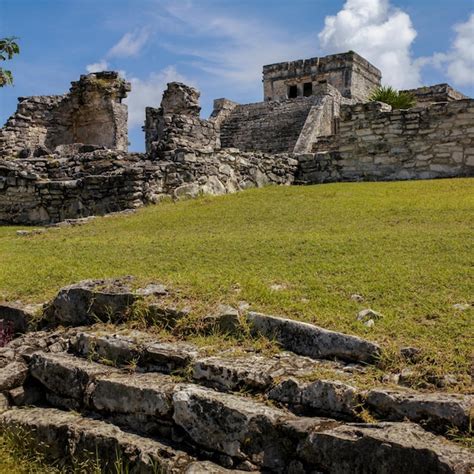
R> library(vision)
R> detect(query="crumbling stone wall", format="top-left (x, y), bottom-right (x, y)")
top-left (401, 83), bottom-right (468, 107)
top-left (299, 99), bottom-right (474, 182)
top-left (263, 51), bottom-right (381, 103)
top-left (144, 82), bottom-right (218, 156)
top-left (0, 148), bottom-right (298, 225)
top-left (0, 72), bottom-right (130, 159)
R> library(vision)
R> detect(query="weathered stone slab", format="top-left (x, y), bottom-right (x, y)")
top-left (0, 302), bottom-right (42, 334)
top-left (72, 331), bottom-right (144, 365)
top-left (192, 351), bottom-right (332, 391)
top-left (246, 312), bottom-right (381, 363)
top-left (0, 407), bottom-right (235, 473)
top-left (143, 341), bottom-right (199, 373)
top-left (29, 352), bottom-right (114, 402)
top-left (44, 278), bottom-right (137, 326)
top-left (173, 385), bottom-right (297, 470)
top-left (295, 420), bottom-right (474, 474)
top-left (90, 372), bottom-right (180, 419)
top-left (365, 388), bottom-right (473, 432)
top-left (193, 354), bottom-right (275, 391)
top-left (71, 330), bottom-right (199, 374)
top-left (268, 377), bottom-right (361, 418)
top-left (0, 360), bottom-right (28, 391)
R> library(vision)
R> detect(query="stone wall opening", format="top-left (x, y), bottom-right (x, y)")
top-left (288, 85), bottom-right (298, 99)
top-left (303, 82), bottom-right (313, 97)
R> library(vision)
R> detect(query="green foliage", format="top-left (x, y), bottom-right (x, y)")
top-left (0, 180), bottom-right (473, 389)
top-left (0, 36), bottom-right (20, 87)
top-left (369, 85), bottom-right (416, 109)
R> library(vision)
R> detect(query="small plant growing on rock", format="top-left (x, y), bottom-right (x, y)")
top-left (369, 85), bottom-right (416, 109)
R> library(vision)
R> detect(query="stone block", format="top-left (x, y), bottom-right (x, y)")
top-left (246, 312), bottom-right (381, 364)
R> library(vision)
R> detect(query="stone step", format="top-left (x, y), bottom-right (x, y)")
top-left (16, 329), bottom-right (473, 436)
top-left (29, 278), bottom-right (384, 367)
top-left (176, 386), bottom-right (473, 473)
top-left (71, 330), bottom-right (200, 374)
top-left (70, 329), bottom-right (353, 388)
top-left (268, 378), bottom-right (473, 433)
top-left (21, 351), bottom-right (474, 472)
top-left (0, 407), bottom-right (241, 473)
top-left (246, 311), bottom-right (381, 363)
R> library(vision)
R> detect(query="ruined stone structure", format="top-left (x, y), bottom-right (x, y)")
top-left (262, 51), bottom-right (381, 102)
top-left (0, 71), bottom-right (130, 159)
top-left (0, 51), bottom-right (473, 225)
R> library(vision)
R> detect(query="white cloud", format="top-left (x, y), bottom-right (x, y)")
top-left (318, 0), bottom-right (421, 89)
top-left (124, 66), bottom-right (191, 128)
top-left (108, 29), bottom-right (151, 58)
top-left (427, 14), bottom-right (474, 87)
top-left (86, 59), bottom-right (109, 73)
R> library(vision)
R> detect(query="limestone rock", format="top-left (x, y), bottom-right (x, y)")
top-left (0, 407), bottom-right (229, 473)
top-left (135, 283), bottom-right (168, 297)
top-left (192, 351), bottom-right (328, 392)
top-left (268, 378), bottom-right (361, 418)
top-left (296, 420), bottom-right (474, 474)
top-left (202, 305), bottom-right (241, 334)
top-left (173, 385), bottom-right (295, 469)
top-left (174, 183), bottom-right (200, 199)
top-left (452, 303), bottom-right (471, 311)
top-left (145, 302), bottom-right (190, 328)
top-left (90, 372), bottom-right (180, 419)
top-left (72, 331), bottom-right (143, 365)
top-left (357, 308), bottom-right (383, 322)
top-left (0, 360), bottom-right (28, 391)
top-left (0, 301), bottom-right (42, 334)
top-left (365, 388), bottom-right (473, 432)
top-left (144, 341), bottom-right (198, 373)
top-left (246, 312), bottom-right (381, 363)
top-left (44, 278), bottom-right (137, 326)
top-left (29, 352), bottom-right (114, 402)
top-left (8, 384), bottom-right (44, 407)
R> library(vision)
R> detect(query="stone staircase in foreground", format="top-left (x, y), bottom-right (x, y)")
top-left (0, 279), bottom-right (473, 473)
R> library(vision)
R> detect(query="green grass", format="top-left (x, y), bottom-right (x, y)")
top-left (0, 431), bottom-right (60, 474)
top-left (0, 179), bottom-right (473, 388)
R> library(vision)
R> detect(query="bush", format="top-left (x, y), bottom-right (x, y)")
top-left (369, 85), bottom-right (416, 109)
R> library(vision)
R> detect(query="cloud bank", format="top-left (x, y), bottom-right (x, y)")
top-left (319, 0), bottom-right (421, 89)
top-left (428, 14), bottom-right (474, 87)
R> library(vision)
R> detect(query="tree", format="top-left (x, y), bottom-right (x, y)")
top-left (0, 37), bottom-right (20, 87)
top-left (369, 85), bottom-right (416, 110)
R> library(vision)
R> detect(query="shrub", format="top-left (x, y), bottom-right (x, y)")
top-left (369, 85), bottom-right (416, 109)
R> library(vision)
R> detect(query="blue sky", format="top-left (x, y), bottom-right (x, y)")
top-left (1, 0), bottom-right (473, 151)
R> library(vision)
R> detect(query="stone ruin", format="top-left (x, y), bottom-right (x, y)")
top-left (0, 71), bottom-right (130, 158)
top-left (0, 278), bottom-right (472, 472)
top-left (0, 50), bottom-right (473, 225)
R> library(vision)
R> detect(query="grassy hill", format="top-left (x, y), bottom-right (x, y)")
top-left (0, 178), bottom-right (472, 390)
